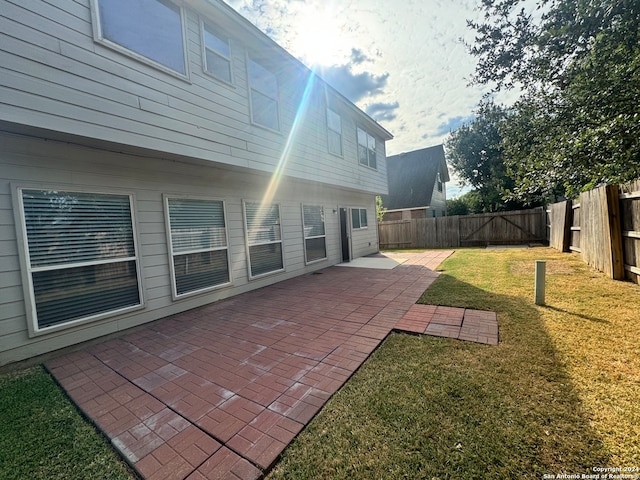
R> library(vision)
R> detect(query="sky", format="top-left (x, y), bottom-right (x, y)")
top-left (224, 0), bottom-right (521, 198)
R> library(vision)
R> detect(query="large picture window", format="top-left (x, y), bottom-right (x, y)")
top-left (302, 205), bottom-right (327, 263)
top-left (18, 189), bottom-right (142, 333)
top-left (93, 0), bottom-right (187, 75)
top-left (248, 57), bottom-right (280, 131)
top-left (202, 22), bottom-right (232, 83)
top-left (244, 202), bottom-right (284, 278)
top-left (166, 197), bottom-right (230, 298)
top-left (327, 108), bottom-right (343, 156)
top-left (357, 127), bottom-right (377, 169)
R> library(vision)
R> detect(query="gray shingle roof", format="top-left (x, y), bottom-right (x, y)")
top-left (381, 144), bottom-right (449, 210)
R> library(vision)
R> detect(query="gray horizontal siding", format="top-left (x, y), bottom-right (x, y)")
top-left (350, 201), bottom-right (380, 259)
top-left (0, 0), bottom-right (389, 194)
top-left (0, 132), bottom-right (378, 365)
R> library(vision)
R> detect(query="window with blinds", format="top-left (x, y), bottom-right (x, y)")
top-left (166, 197), bottom-right (230, 297)
top-left (302, 205), bottom-right (327, 263)
top-left (244, 202), bottom-right (284, 278)
top-left (19, 189), bottom-right (142, 332)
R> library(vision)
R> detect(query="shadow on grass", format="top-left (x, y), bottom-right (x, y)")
top-left (411, 273), bottom-right (611, 477)
top-left (269, 270), bottom-right (611, 479)
top-left (543, 305), bottom-right (610, 324)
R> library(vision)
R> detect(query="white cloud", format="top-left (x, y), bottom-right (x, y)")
top-left (365, 101), bottom-right (400, 122)
top-left (222, 0), bottom-right (517, 158)
top-left (318, 65), bottom-right (389, 103)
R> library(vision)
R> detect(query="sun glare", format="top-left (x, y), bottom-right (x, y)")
top-left (292, 5), bottom-right (346, 66)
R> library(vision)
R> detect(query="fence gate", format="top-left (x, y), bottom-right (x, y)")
top-left (378, 208), bottom-right (547, 249)
top-left (459, 211), bottom-right (545, 247)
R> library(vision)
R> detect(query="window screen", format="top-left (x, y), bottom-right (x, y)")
top-left (351, 208), bottom-right (368, 229)
top-left (302, 205), bottom-right (327, 263)
top-left (203, 23), bottom-right (231, 83)
top-left (20, 189), bottom-right (141, 330)
top-left (248, 58), bottom-right (279, 130)
top-left (357, 127), bottom-right (377, 169)
top-left (167, 198), bottom-right (230, 296)
top-left (327, 109), bottom-right (342, 156)
top-left (244, 202), bottom-right (284, 277)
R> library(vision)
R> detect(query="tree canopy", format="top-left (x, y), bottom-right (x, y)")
top-left (446, 101), bottom-right (541, 211)
top-left (463, 0), bottom-right (640, 202)
top-left (446, 190), bottom-right (484, 215)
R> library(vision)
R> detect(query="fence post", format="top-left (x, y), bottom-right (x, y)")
top-left (535, 260), bottom-right (546, 305)
top-left (606, 185), bottom-right (625, 280)
top-left (562, 200), bottom-right (572, 252)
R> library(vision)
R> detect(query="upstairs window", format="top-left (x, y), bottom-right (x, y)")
top-left (166, 197), bottom-right (230, 298)
top-left (437, 172), bottom-right (443, 192)
top-left (94, 0), bottom-right (187, 76)
top-left (302, 205), bottom-right (327, 263)
top-left (351, 208), bottom-right (368, 229)
top-left (248, 57), bottom-right (280, 131)
top-left (202, 23), bottom-right (232, 83)
top-left (244, 202), bottom-right (284, 278)
top-left (18, 189), bottom-right (142, 333)
top-left (357, 127), bottom-right (377, 169)
top-left (327, 108), bottom-right (343, 156)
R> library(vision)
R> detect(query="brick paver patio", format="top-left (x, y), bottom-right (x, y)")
top-left (46, 251), bottom-right (498, 480)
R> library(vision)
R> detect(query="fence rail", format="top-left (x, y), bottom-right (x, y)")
top-left (378, 208), bottom-right (548, 249)
top-left (547, 180), bottom-right (640, 283)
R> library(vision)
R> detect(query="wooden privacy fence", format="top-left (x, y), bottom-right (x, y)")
top-left (547, 180), bottom-right (640, 283)
top-left (378, 208), bottom-right (548, 249)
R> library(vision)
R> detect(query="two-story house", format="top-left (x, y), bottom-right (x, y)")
top-left (381, 145), bottom-right (449, 219)
top-left (0, 0), bottom-right (393, 366)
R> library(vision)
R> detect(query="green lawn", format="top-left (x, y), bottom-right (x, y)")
top-left (0, 366), bottom-right (135, 480)
top-left (268, 247), bottom-right (640, 479)
top-left (2, 248), bottom-right (638, 479)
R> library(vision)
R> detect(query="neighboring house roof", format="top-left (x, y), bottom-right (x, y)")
top-left (381, 144), bottom-right (450, 210)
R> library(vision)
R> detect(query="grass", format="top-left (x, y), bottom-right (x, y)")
top-left (0, 366), bottom-right (135, 480)
top-left (1, 248), bottom-right (638, 479)
top-left (267, 247), bottom-right (640, 479)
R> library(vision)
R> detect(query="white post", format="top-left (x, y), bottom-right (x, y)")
top-left (535, 260), bottom-right (546, 305)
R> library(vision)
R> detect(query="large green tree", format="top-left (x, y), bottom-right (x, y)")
top-left (468, 0), bottom-right (640, 201)
top-left (446, 190), bottom-right (484, 215)
top-left (446, 101), bottom-right (537, 211)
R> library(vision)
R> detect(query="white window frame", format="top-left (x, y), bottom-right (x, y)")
top-left (14, 186), bottom-right (144, 337)
top-left (357, 127), bottom-right (377, 169)
top-left (326, 108), bottom-right (343, 157)
top-left (201, 19), bottom-right (233, 85)
top-left (90, 0), bottom-right (190, 80)
top-left (351, 207), bottom-right (368, 230)
top-left (243, 201), bottom-right (285, 279)
top-left (437, 172), bottom-right (444, 193)
top-left (247, 55), bottom-right (280, 132)
top-left (164, 195), bottom-right (232, 300)
top-left (302, 204), bottom-right (327, 265)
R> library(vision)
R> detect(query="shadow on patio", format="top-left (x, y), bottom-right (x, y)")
top-left (46, 251), bottom-right (466, 480)
top-left (266, 269), bottom-right (611, 478)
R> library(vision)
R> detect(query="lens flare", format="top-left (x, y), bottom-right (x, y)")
top-left (259, 68), bottom-right (318, 216)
